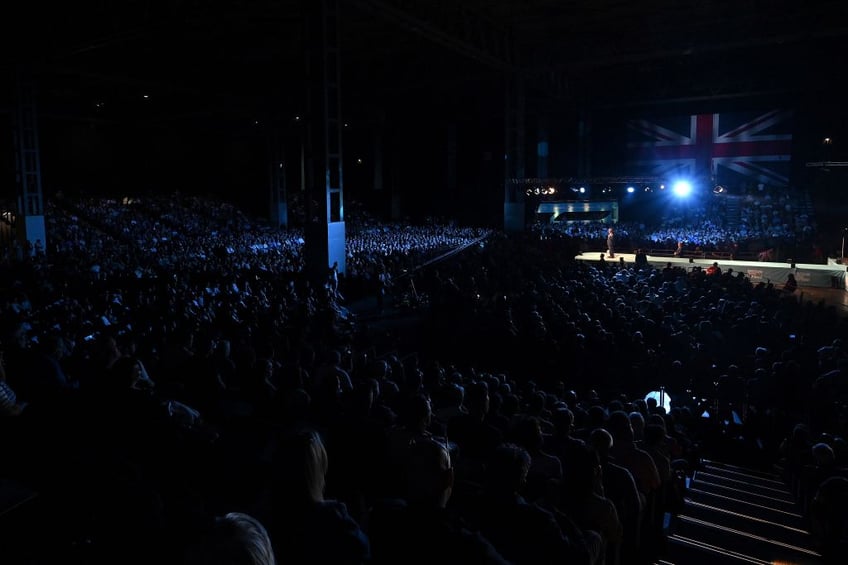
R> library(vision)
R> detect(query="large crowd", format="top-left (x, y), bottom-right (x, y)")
top-left (1, 192), bottom-right (846, 564)
top-left (535, 184), bottom-right (821, 261)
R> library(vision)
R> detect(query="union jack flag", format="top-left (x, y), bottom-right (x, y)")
top-left (627, 110), bottom-right (793, 186)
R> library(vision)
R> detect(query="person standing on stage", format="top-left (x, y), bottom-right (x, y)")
top-left (607, 227), bottom-right (615, 258)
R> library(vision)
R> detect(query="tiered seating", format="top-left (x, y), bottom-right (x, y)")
top-left (1, 191), bottom-right (844, 564)
top-left (724, 197), bottom-right (742, 230)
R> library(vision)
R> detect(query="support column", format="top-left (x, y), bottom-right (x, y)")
top-left (373, 126), bottom-right (384, 191)
top-left (446, 123), bottom-right (457, 215)
top-left (12, 71), bottom-right (46, 253)
top-left (389, 129), bottom-right (401, 220)
top-left (269, 132), bottom-right (288, 227)
top-left (577, 106), bottom-right (592, 178)
top-left (304, 0), bottom-right (346, 281)
top-left (503, 72), bottom-right (526, 232)
top-left (537, 116), bottom-right (549, 179)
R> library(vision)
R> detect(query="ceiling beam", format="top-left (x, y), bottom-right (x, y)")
top-left (345, 0), bottom-right (577, 101)
top-left (345, 0), bottom-right (515, 70)
top-left (540, 25), bottom-right (848, 74)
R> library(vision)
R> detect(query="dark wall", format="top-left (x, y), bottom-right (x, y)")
top-left (37, 118), bottom-right (268, 215)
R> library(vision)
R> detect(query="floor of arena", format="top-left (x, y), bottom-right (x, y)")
top-left (576, 251), bottom-right (847, 291)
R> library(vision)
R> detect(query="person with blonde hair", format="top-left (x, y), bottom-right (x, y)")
top-left (186, 512), bottom-right (276, 565)
top-left (270, 428), bottom-right (370, 564)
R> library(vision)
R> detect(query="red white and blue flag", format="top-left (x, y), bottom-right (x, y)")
top-left (627, 110), bottom-right (793, 186)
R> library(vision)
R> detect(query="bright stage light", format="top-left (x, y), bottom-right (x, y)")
top-left (579, 187), bottom-right (586, 194)
top-left (645, 390), bottom-right (672, 413)
top-left (626, 186), bottom-right (635, 193)
top-left (672, 180), bottom-right (692, 197)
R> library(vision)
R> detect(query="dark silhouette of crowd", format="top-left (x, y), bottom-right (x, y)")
top-left (1, 192), bottom-right (847, 564)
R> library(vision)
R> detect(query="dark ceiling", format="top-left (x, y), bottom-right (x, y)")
top-left (1, 0), bottom-right (846, 214)
top-left (3, 0), bottom-right (847, 123)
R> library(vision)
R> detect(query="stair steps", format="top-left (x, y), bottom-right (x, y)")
top-left (724, 196), bottom-right (742, 229)
top-left (685, 487), bottom-right (807, 531)
top-left (693, 470), bottom-right (793, 499)
top-left (659, 459), bottom-right (823, 565)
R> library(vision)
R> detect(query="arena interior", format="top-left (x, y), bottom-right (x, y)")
top-left (2, 2), bottom-right (848, 564)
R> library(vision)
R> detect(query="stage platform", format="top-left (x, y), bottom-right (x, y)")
top-left (576, 251), bottom-right (847, 289)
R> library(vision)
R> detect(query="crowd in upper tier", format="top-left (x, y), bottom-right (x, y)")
top-left (1, 191), bottom-right (846, 564)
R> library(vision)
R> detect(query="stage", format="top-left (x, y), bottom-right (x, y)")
top-left (576, 252), bottom-right (848, 289)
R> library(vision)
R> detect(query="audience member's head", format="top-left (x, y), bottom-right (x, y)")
top-left (272, 428), bottom-right (328, 505)
top-left (486, 443), bottom-right (531, 497)
top-left (405, 437), bottom-right (454, 508)
top-left (466, 381), bottom-right (490, 417)
top-left (812, 442), bottom-right (836, 466)
top-left (402, 393), bottom-right (432, 432)
top-left (588, 428), bottom-right (614, 463)
top-left (186, 512), bottom-right (276, 565)
top-left (553, 407), bottom-right (575, 438)
top-left (512, 416), bottom-right (545, 452)
top-left (629, 411), bottom-right (646, 440)
top-left (561, 444), bottom-right (601, 498)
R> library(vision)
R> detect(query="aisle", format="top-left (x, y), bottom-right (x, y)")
top-left (663, 460), bottom-right (821, 564)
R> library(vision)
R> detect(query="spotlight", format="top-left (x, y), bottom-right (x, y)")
top-left (713, 185), bottom-right (726, 194)
top-left (626, 186), bottom-right (635, 193)
top-left (672, 180), bottom-right (693, 197)
top-left (579, 187), bottom-right (586, 194)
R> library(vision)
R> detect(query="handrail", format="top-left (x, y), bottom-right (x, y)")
top-left (395, 234), bottom-right (490, 280)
